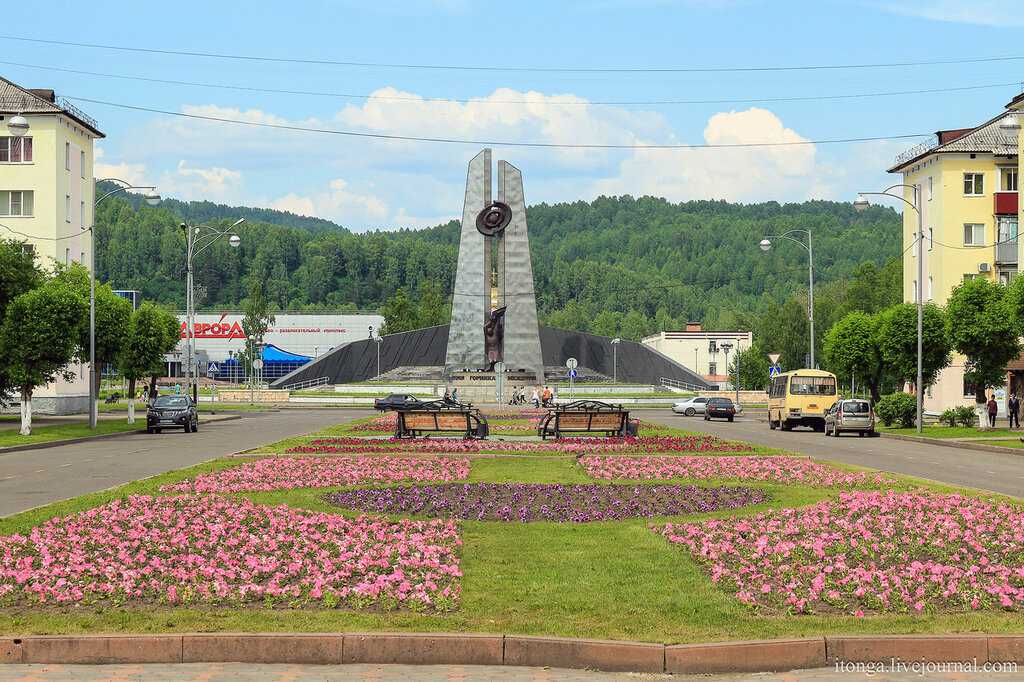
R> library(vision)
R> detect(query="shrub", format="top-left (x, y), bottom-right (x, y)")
top-left (940, 408), bottom-right (958, 428)
top-left (876, 392), bottom-right (917, 428)
top-left (954, 405), bottom-right (978, 428)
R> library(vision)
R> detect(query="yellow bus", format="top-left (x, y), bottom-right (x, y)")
top-left (767, 369), bottom-right (839, 432)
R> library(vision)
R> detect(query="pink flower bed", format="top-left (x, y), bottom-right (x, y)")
top-left (162, 457), bottom-right (470, 493)
top-left (662, 491), bottom-right (1024, 614)
top-left (582, 455), bottom-right (887, 487)
top-left (0, 495), bottom-right (461, 609)
top-left (287, 436), bottom-right (753, 456)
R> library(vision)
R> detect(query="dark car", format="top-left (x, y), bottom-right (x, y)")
top-left (704, 397), bottom-right (737, 422)
top-left (374, 393), bottom-right (423, 411)
top-left (146, 395), bottom-right (198, 434)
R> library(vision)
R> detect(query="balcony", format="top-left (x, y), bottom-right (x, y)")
top-left (997, 240), bottom-right (1018, 265)
top-left (995, 192), bottom-right (1019, 216)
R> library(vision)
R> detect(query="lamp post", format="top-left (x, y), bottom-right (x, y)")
top-left (611, 338), bottom-right (621, 383)
top-left (375, 335), bottom-right (383, 379)
top-left (719, 342), bottom-right (734, 392)
top-left (855, 185), bottom-right (924, 433)
top-left (89, 179), bottom-right (161, 428)
top-left (759, 230), bottom-right (815, 368)
top-left (182, 219), bottom-right (244, 405)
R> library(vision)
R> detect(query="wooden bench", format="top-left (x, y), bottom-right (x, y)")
top-left (537, 400), bottom-right (638, 439)
top-left (395, 402), bottom-right (490, 439)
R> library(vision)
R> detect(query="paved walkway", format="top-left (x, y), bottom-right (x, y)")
top-left (0, 663), bottom-right (1015, 680)
top-left (0, 409), bottom-right (374, 517)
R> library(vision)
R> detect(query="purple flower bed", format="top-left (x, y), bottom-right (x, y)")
top-left (324, 483), bottom-right (769, 522)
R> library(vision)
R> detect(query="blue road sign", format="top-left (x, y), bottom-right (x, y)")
top-left (769, 365), bottom-right (781, 378)
top-left (568, 368), bottom-right (578, 379)
top-left (207, 362), bottom-right (220, 376)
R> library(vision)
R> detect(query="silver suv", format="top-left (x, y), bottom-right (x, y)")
top-left (824, 399), bottom-right (877, 437)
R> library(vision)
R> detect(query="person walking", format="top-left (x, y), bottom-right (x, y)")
top-left (987, 395), bottom-right (999, 428)
top-left (1010, 392), bottom-right (1021, 429)
top-left (531, 387), bottom-right (540, 408)
top-left (451, 387), bottom-right (459, 404)
top-left (542, 386), bottom-right (552, 407)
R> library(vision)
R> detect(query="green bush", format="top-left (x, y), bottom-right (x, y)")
top-left (954, 405), bottom-right (977, 428)
top-left (875, 392), bottom-right (917, 428)
top-left (939, 408), bottom-right (958, 428)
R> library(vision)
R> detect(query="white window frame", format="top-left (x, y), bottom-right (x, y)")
top-left (65, 142), bottom-right (70, 171)
top-left (80, 200), bottom-right (85, 227)
top-left (80, 150), bottom-right (85, 179)
top-left (928, 275), bottom-right (934, 300)
top-left (0, 136), bottom-right (33, 163)
top-left (65, 194), bottom-right (71, 223)
top-left (963, 223), bottom-right (986, 246)
top-left (0, 190), bottom-right (34, 217)
top-left (964, 172), bottom-right (984, 196)
top-left (1001, 167), bottom-right (1019, 193)
top-left (928, 228), bottom-right (934, 251)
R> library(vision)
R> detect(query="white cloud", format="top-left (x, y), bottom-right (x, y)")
top-left (93, 147), bottom-right (149, 187)
top-left (263, 179), bottom-right (390, 227)
top-left (158, 160), bottom-right (244, 201)
top-left (876, 0), bottom-right (1024, 26)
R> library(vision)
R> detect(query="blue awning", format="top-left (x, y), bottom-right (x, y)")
top-left (262, 343), bottom-right (312, 363)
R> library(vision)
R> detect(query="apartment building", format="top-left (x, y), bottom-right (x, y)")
top-left (0, 76), bottom-right (105, 413)
top-left (642, 323), bottom-right (752, 387)
top-left (888, 93), bottom-right (1021, 411)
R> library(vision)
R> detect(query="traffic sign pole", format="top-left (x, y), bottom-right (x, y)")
top-left (566, 358), bottom-right (578, 400)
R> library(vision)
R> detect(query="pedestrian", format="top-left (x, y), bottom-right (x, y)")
top-left (987, 395), bottom-right (999, 428)
top-left (531, 387), bottom-right (540, 408)
top-left (1010, 392), bottom-right (1021, 429)
top-left (451, 387), bottom-right (458, 403)
top-left (542, 386), bottom-right (552, 407)
top-left (443, 388), bottom-right (451, 403)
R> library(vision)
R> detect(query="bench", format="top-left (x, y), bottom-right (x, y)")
top-left (537, 400), bottom-right (638, 440)
top-left (395, 401), bottom-right (490, 439)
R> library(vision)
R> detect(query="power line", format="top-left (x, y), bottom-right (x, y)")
top-left (66, 95), bottom-right (929, 150)
top-left (3, 34), bottom-right (1024, 73)
top-left (2, 59), bottom-right (1019, 107)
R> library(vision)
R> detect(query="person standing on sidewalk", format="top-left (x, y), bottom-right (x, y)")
top-left (1009, 392), bottom-right (1021, 429)
top-left (987, 395), bottom-right (999, 428)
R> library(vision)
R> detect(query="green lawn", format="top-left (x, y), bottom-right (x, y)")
top-left (880, 425), bottom-right (1023, 439)
top-left (0, 419), bottom-right (141, 448)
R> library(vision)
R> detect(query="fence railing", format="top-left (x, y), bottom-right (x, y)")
top-left (659, 377), bottom-right (708, 392)
top-left (280, 376), bottom-right (331, 391)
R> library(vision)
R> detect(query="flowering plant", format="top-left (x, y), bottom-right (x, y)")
top-left (662, 491), bottom-right (1024, 614)
top-left (162, 457), bottom-right (470, 494)
top-left (325, 482), bottom-right (768, 522)
top-left (0, 495), bottom-right (461, 610)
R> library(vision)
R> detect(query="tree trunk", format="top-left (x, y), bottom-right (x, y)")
top-left (127, 377), bottom-right (137, 425)
top-left (149, 375), bottom-right (158, 400)
top-left (976, 385), bottom-right (989, 431)
top-left (19, 388), bottom-right (32, 436)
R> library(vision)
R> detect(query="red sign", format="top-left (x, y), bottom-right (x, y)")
top-left (180, 313), bottom-right (246, 339)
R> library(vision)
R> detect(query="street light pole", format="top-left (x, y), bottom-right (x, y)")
top-left (855, 185), bottom-right (924, 434)
top-left (759, 230), bottom-right (815, 368)
top-left (375, 335), bottom-right (383, 379)
top-left (611, 338), bottom-right (621, 383)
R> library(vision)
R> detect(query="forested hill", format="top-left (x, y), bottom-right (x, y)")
top-left (94, 194), bottom-right (901, 336)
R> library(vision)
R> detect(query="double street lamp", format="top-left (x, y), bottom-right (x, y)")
top-left (182, 219), bottom-right (244, 403)
top-left (854, 185), bottom-right (925, 434)
top-left (759, 229), bottom-right (815, 368)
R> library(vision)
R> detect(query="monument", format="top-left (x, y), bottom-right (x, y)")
top-left (444, 149), bottom-right (545, 384)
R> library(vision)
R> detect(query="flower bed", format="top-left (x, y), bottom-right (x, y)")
top-left (0, 495), bottom-right (461, 609)
top-left (353, 412), bottom-right (544, 433)
top-left (162, 457), bottom-right (470, 493)
top-left (582, 455), bottom-right (887, 487)
top-left (325, 482), bottom-right (768, 522)
top-left (662, 491), bottom-right (1024, 614)
top-left (287, 435), bottom-right (754, 455)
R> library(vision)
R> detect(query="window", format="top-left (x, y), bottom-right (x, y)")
top-left (80, 150), bottom-right (85, 178)
top-left (928, 176), bottom-right (933, 200)
top-left (65, 248), bottom-right (70, 266)
top-left (964, 273), bottom-right (978, 282)
top-left (0, 136), bottom-right (32, 163)
top-left (963, 223), bottom-right (986, 246)
top-left (964, 173), bottom-right (984, 196)
top-left (1002, 167), bottom-right (1019, 192)
top-left (708, 362), bottom-right (717, 375)
top-left (928, 228), bottom-right (934, 251)
top-left (80, 200), bottom-right (85, 227)
top-left (770, 376), bottom-right (788, 399)
top-left (964, 378), bottom-right (976, 398)
top-left (21, 244), bottom-right (35, 257)
top-left (1000, 270), bottom-right (1018, 286)
top-left (928, 276), bottom-right (934, 300)
top-left (65, 194), bottom-right (71, 222)
top-left (0, 190), bottom-right (34, 216)
top-left (80, 251), bottom-right (85, 265)
top-left (789, 375), bottom-right (837, 396)
top-left (912, 280), bottom-right (918, 303)
top-left (842, 400), bottom-right (870, 415)
top-left (65, 142), bottom-right (70, 171)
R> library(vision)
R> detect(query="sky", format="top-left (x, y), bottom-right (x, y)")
top-left (2, 0), bottom-right (1020, 231)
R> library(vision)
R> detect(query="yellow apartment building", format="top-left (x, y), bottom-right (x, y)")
top-left (0, 76), bottom-right (105, 413)
top-left (889, 93), bottom-right (1021, 412)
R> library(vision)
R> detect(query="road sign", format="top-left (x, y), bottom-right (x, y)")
top-left (253, 359), bottom-right (264, 371)
top-left (566, 357), bottom-right (578, 369)
top-left (207, 362), bottom-right (220, 376)
top-left (767, 353), bottom-right (781, 366)
top-left (769, 365), bottom-right (781, 378)
top-left (568, 368), bottom-right (578, 379)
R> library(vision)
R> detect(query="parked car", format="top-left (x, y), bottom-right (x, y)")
top-left (824, 398), bottom-right (877, 437)
top-left (374, 394), bottom-right (423, 411)
top-left (672, 396), bottom-right (710, 416)
top-left (704, 397), bottom-right (737, 422)
top-left (146, 395), bottom-right (198, 434)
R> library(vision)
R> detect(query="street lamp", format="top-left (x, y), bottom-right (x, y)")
top-left (719, 342), bottom-right (734, 392)
top-left (854, 185), bottom-right (925, 433)
top-left (7, 114), bottom-right (29, 137)
top-left (183, 218), bottom-right (244, 404)
top-left (611, 338), bottom-right (621, 383)
top-left (89, 178), bottom-right (161, 428)
top-left (375, 335), bottom-right (383, 379)
top-left (759, 229), bottom-right (815, 368)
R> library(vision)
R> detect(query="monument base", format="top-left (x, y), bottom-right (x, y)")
top-left (445, 371), bottom-right (541, 404)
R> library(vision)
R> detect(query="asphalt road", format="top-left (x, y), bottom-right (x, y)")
top-left (638, 409), bottom-right (1024, 498)
top-left (0, 409), bottom-right (374, 518)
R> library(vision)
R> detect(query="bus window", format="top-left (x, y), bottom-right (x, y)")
top-left (789, 375), bottom-right (836, 396)
top-left (770, 375), bottom-right (787, 399)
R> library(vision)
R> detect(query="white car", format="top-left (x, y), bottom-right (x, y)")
top-left (672, 397), bottom-right (710, 416)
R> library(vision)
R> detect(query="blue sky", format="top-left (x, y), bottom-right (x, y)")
top-left (2, 0), bottom-right (1019, 230)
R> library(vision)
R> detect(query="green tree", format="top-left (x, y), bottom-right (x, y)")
top-left (877, 303), bottom-right (950, 390)
top-left (416, 281), bottom-right (450, 328)
top-left (822, 311), bottom-right (886, 402)
top-left (0, 277), bottom-right (87, 434)
top-left (380, 288), bottom-right (419, 335)
top-left (237, 280), bottom-right (276, 380)
top-left (591, 310), bottom-right (622, 338)
top-left (116, 303), bottom-right (181, 423)
top-left (730, 344), bottom-right (770, 391)
top-left (0, 239), bottom-right (44, 403)
top-left (946, 278), bottom-right (1020, 426)
top-left (619, 310), bottom-right (651, 341)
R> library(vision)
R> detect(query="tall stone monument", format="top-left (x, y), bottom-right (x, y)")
top-left (444, 149), bottom-right (544, 383)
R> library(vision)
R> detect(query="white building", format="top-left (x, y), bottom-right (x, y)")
top-left (642, 323), bottom-right (752, 387)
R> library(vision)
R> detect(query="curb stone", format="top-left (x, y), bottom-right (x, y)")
top-left (880, 431), bottom-right (1024, 456)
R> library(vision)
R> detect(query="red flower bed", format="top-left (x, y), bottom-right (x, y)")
top-left (286, 435), bottom-right (754, 455)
